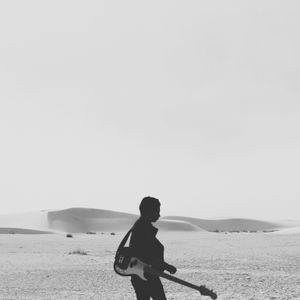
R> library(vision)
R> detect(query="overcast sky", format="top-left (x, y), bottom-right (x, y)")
top-left (0, 1), bottom-right (299, 220)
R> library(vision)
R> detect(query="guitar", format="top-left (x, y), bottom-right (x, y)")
top-left (114, 255), bottom-right (217, 299)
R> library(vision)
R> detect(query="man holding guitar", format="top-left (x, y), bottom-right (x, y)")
top-left (114, 196), bottom-right (217, 299)
top-left (129, 196), bottom-right (177, 300)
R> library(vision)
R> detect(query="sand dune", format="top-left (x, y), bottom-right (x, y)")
top-left (48, 208), bottom-right (202, 232)
top-left (0, 211), bottom-right (49, 231)
top-left (162, 216), bottom-right (282, 232)
top-left (0, 207), bottom-right (299, 234)
top-left (48, 208), bottom-right (138, 233)
top-left (156, 219), bottom-right (203, 231)
top-left (272, 226), bottom-right (300, 234)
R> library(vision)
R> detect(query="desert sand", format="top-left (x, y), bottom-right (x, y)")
top-left (0, 208), bottom-right (299, 299)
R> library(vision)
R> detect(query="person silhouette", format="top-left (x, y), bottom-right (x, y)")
top-left (130, 196), bottom-right (177, 300)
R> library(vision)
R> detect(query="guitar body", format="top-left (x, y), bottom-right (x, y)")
top-left (114, 256), bottom-right (149, 280)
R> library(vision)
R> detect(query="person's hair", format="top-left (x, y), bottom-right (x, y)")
top-left (139, 196), bottom-right (160, 216)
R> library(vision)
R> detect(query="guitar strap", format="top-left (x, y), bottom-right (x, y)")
top-left (115, 226), bottom-right (134, 259)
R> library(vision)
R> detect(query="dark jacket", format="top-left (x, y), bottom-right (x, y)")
top-left (129, 218), bottom-right (166, 271)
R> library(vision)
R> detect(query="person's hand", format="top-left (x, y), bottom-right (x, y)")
top-left (165, 264), bottom-right (177, 274)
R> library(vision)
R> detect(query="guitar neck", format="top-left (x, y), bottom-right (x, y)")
top-left (144, 266), bottom-right (200, 291)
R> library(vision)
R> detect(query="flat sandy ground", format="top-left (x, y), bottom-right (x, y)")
top-left (0, 232), bottom-right (299, 300)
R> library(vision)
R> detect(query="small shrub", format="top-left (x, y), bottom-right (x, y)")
top-left (110, 232), bottom-right (116, 235)
top-left (66, 234), bottom-right (73, 238)
top-left (68, 249), bottom-right (88, 255)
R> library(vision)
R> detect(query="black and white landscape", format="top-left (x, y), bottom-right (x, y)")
top-left (1, 1), bottom-right (300, 299)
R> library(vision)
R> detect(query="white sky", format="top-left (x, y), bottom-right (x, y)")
top-left (0, 1), bottom-right (299, 220)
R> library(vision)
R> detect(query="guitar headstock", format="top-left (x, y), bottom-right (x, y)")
top-left (199, 285), bottom-right (217, 299)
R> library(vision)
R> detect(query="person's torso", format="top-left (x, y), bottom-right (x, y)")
top-left (129, 219), bottom-right (165, 270)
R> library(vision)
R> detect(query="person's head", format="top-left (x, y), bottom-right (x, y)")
top-left (139, 196), bottom-right (161, 222)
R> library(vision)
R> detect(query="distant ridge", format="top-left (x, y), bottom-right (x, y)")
top-left (162, 216), bottom-right (281, 232)
top-left (0, 228), bottom-right (52, 234)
